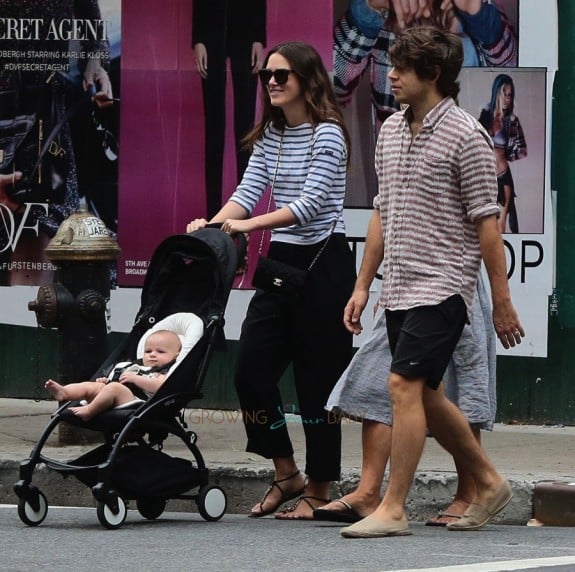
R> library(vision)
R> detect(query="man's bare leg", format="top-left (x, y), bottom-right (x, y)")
top-left (427, 425), bottom-right (480, 525)
top-left (424, 386), bottom-right (506, 503)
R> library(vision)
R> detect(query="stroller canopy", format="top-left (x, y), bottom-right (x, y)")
top-left (136, 228), bottom-right (246, 325)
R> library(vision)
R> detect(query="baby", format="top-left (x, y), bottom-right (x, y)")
top-left (44, 330), bottom-right (181, 420)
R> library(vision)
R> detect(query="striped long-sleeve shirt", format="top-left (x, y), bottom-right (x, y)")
top-left (373, 97), bottom-right (500, 316)
top-left (229, 122), bottom-right (348, 245)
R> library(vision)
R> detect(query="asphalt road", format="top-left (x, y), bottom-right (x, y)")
top-left (1, 505), bottom-right (574, 572)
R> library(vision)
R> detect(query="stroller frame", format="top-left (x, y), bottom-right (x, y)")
top-left (14, 228), bottom-right (246, 529)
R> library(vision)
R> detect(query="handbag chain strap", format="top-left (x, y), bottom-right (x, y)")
top-left (257, 132), bottom-right (283, 256)
top-left (257, 130), bottom-right (337, 270)
top-left (6, 72), bottom-right (85, 185)
top-left (306, 219), bottom-right (336, 270)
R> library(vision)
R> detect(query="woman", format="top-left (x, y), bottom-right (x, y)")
top-left (479, 73), bottom-right (527, 233)
top-left (187, 42), bottom-right (356, 520)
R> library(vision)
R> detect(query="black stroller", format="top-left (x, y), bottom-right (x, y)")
top-left (14, 228), bottom-right (246, 529)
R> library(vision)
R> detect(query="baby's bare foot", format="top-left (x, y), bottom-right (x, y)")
top-left (68, 406), bottom-right (93, 421)
top-left (44, 380), bottom-right (68, 401)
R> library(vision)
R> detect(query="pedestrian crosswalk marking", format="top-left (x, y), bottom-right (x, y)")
top-left (385, 555), bottom-right (575, 572)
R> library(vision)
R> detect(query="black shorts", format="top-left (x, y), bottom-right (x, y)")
top-left (385, 295), bottom-right (467, 390)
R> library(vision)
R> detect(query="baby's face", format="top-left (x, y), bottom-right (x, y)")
top-left (142, 332), bottom-right (181, 368)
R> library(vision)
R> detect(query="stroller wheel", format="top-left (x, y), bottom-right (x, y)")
top-left (196, 485), bottom-right (227, 521)
top-left (136, 498), bottom-right (166, 520)
top-left (17, 489), bottom-right (48, 526)
top-left (97, 496), bottom-right (127, 530)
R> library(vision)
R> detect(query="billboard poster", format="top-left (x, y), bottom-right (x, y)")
top-left (117, 0), bottom-right (333, 286)
top-left (459, 68), bottom-right (546, 236)
top-left (0, 0), bottom-right (121, 286)
top-left (458, 67), bottom-right (550, 356)
top-left (0, 0), bottom-right (558, 359)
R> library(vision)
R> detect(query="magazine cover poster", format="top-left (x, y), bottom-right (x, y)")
top-left (117, 0), bottom-right (333, 287)
top-left (0, 0), bottom-right (121, 286)
top-left (458, 67), bottom-right (546, 235)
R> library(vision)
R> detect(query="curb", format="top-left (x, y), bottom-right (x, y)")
top-left (1, 461), bottom-right (534, 525)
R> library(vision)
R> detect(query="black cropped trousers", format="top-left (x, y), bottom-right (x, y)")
top-left (233, 234), bottom-right (356, 481)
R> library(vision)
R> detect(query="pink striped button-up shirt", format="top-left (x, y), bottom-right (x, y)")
top-left (374, 97), bottom-right (499, 316)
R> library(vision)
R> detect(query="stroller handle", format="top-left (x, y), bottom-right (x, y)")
top-left (203, 223), bottom-right (248, 272)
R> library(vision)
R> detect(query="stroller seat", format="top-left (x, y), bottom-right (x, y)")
top-left (59, 312), bottom-right (204, 427)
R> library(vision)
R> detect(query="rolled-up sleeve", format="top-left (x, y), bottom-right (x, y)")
top-left (460, 129), bottom-right (500, 223)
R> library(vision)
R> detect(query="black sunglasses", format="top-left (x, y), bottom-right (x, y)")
top-left (258, 68), bottom-right (295, 86)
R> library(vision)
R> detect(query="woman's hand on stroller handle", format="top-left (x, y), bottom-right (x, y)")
top-left (186, 218), bottom-right (208, 233)
top-left (187, 219), bottom-right (245, 236)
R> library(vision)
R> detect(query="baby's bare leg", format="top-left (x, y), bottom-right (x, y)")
top-left (68, 383), bottom-right (137, 420)
top-left (45, 379), bottom-right (106, 402)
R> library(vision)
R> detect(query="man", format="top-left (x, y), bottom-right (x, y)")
top-left (340, 26), bottom-right (524, 538)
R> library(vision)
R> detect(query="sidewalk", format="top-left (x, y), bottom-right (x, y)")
top-left (1, 398), bottom-right (574, 524)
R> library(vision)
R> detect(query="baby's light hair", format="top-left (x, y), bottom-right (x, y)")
top-left (146, 329), bottom-right (182, 352)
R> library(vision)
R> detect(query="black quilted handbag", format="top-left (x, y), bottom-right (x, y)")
top-left (252, 255), bottom-right (308, 297)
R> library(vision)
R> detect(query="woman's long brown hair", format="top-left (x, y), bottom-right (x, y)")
top-left (242, 41), bottom-right (351, 165)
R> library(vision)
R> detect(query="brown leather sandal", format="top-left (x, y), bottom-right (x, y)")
top-left (248, 470), bottom-right (305, 518)
top-left (274, 495), bottom-right (331, 520)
